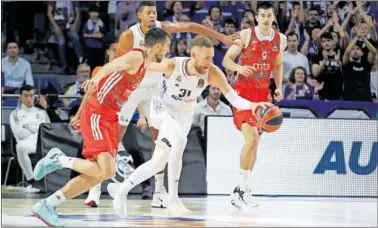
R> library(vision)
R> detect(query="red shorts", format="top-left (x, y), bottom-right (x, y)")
top-left (80, 101), bottom-right (118, 159)
top-left (232, 86), bottom-right (270, 132)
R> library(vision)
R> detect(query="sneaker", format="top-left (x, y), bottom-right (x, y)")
top-left (230, 186), bottom-right (258, 209)
top-left (34, 148), bottom-right (64, 181)
top-left (107, 182), bottom-right (119, 199)
top-left (31, 199), bottom-right (64, 227)
top-left (24, 185), bottom-right (40, 193)
top-left (113, 192), bottom-right (128, 218)
top-left (141, 186), bottom-right (152, 199)
top-left (151, 186), bottom-right (168, 208)
top-left (84, 183), bottom-right (102, 207)
top-left (166, 199), bottom-right (191, 217)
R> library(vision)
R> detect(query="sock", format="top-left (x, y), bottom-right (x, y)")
top-left (46, 190), bottom-right (66, 206)
top-left (154, 173), bottom-right (164, 190)
top-left (239, 169), bottom-right (250, 191)
top-left (58, 156), bottom-right (76, 169)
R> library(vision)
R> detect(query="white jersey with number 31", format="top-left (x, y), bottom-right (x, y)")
top-left (160, 57), bottom-right (208, 110)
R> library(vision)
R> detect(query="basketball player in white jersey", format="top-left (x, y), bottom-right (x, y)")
top-left (112, 35), bottom-right (272, 218)
top-left (105, 1), bottom-right (234, 209)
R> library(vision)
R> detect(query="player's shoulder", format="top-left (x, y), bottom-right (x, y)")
top-left (120, 29), bottom-right (133, 40)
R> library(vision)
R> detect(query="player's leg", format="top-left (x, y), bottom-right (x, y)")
top-left (166, 112), bottom-right (193, 216)
top-left (231, 109), bottom-right (260, 209)
top-left (32, 152), bottom-right (116, 226)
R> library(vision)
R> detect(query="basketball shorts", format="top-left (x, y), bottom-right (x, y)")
top-left (150, 96), bottom-right (193, 147)
top-left (118, 83), bottom-right (160, 127)
top-left (80, 102), bottom-right (118, 159)
top-left (232, 87), bottom-right (270, 131)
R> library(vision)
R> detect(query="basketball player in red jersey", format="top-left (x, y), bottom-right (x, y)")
top-left (30, 28), bottom-right (171, 227)
top-left (222, 2), bottom-right (287, 209)
top-left (113, 1), bottom-right (235, 208)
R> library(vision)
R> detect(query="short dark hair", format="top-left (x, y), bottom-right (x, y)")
top-left (321, 32), bottom-right (333, 41)
top-left (144, 28), bottom-right (170, 48)
top-left (292, 1), bottom-right (300, 8)
top-left (308, 7), bottom-right (318, 13)
top-left (287, 32), bottom-right (299, 40)
top-left (224, 18), bottom-right (237, 27)
top-left (256, 1), bottom-right (275, 14)
top-left (208, 5), bottom-right (222, 16)
top-left (6, 40), bottom-right (19, 47)
top-left (137, 1), bottom-right (156, 13)
top-left (88, 4), bottom-right (99, 13)
top-left (20, 85), bottom-right (34, 95)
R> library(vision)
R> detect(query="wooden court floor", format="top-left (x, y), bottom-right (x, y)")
top-left (2, 196), bottom-right (377, 227)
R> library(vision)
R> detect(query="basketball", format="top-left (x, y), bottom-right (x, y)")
top-left (255, 106), bottom-right (283, 132)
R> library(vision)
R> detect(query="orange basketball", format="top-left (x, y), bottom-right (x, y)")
top-left (254, 106), bottom-right (283, 132)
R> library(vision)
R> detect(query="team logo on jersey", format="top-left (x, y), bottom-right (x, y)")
top-left (139, 40), bottom-right (145, 47)
top-left (197, 79), bottom-right (205, 88)
top-left (272, 44), bottom-right (278, 52)
top-left (252, 40), bottom-right (257, 50)
top-left (176, 75), bottom-right (183, 82)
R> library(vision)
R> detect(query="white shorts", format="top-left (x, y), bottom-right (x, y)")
top-left (118, 84), bottom-right (160, 126)
top-left (150, 96), bottom-right (194, 137)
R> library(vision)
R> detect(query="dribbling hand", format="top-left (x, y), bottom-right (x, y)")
top-left (250, 102), bottom-right (273, 113)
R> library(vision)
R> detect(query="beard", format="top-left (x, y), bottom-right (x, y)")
top-left (155, 54), bottom-right (164, 63)
top-left (195, 64), bottom-right (208, 74)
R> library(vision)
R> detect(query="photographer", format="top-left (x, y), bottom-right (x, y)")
top-left (36, 83), bottom-right (68, 122)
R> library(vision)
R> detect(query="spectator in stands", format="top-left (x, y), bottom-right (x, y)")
top-left (284, 32), bottom-right (310, 84)
top-left (316, 10), bottom-right (347, 51)
top-left (312, 32), bottom-right (343, 100)
top-left (342, 32), bottom-right (377, 102)
top-left (224, 18), bottom-right (237, 36)
top-left (83, 4), bottom-right (106, 72)
top-left (47, 1), bottom-right (84, 74)
top-left (372, 56), bottom-right (378, 102)
top-left (208, 5), bottom-right (223, 33)
top-left (115, 1), bottom-right (139, 37)
top-left (240, 18), bottom-right (253, 30)
top-left (193, 84), bottom-right (232, 132)
top-left (1, 72), bottom-right (5, 94)
top-left (284, 2), bottom-right (304, 37)
top-left (2, 41), bottom-right (34, 94)
top-left (166, 1), bottom-right (184, 22)
top-left (284, 66), bottom-right (322, 100)
top-left (217, 1), bottom-right (238, 21)
top-left (240, 9), bottom-right (256, 27)
top-left (304, 7), bottom-right (322, 33)
top-left (9, 85), bottom-right (50, 192)
top-left (63, 63), bottom-right (90, 108)
top-left (301, 25), bottom-right (321, 67)
top-left (189, 1), bottom-right (208, 23)
top-left (173, 38), bottom-right (189, 57)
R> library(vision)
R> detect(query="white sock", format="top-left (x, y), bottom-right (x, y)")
top-left (58, 156), bottom-right (75, 169)
top-left (46, 190), bottom-right (66, 206)
top-left (154, 173), bottom-right (164, 190)
top-left (239, 169), bottom-right (250, 191)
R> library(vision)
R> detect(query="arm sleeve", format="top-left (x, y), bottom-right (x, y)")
top-left (224, 90), bottom-right (252, 110)
top-left (25, 62), bottom-right (34, 86)
top-left (10, 111), bottom-right (32, 140)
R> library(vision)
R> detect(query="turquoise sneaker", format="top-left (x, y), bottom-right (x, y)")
top-left (31, 199), bottom-right (64, 227)
top-left (34, 148), bottom-right (64, 181)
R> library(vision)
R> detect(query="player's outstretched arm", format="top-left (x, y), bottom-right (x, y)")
top-left (222, 29), bottom-right (254, 76)
top-left (161, 21), bottom-right (232, 46)
top-left (116, 29), bottom-right (134, 57)
top-left (208, 64), bottom-right (272, 113)
top-left (146, 58), bottom-right (176, 78)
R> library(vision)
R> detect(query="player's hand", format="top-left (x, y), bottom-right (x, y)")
top-left (250, 102), bottom-right (273, 113)
top-left (236, 65), bottom-right (254, 76)
top-left (137, 117), bottom-right (147, 132)
top-left (69, 115), bottom-right (81, 133)
top-left (273, 88), bottom-right (283, 102)
top-left (81, 79), bottom-right (98, 93)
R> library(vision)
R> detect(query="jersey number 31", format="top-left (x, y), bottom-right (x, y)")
top-left (179, 89), bottom-right (192, 97)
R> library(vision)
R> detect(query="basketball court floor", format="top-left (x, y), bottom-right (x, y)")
top-left (1, 193), bottom-right (376, 227)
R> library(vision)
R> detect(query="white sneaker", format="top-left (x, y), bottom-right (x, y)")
top-left (231, 186), bottom-right (258, 209)
top-left (166, 199), bottom-right (191, 217)
top-left (113, 192), bottom-right (128, 218)
top-left (24, 185), bottom-right (40, 193)
top-left (151, 186), bottom-right (168, 208)
top-left (107, 183), bottom-right (120, 199)
top-left (85, 183), bottom-right (102, 207)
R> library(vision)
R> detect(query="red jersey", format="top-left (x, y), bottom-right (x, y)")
top-left (234, 27), bottom-right (282, 90)
top-left (89, 48), bottom-right (146, 112)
